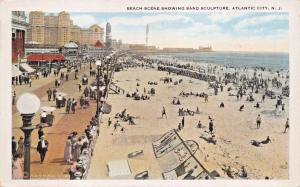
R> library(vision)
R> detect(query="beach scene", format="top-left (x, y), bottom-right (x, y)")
top-left (11, 11), bottom-right (289, 180)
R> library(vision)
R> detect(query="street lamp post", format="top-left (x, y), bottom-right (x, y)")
top-left (95, 60), bottom-right (102, 124)
top-left (16, 93), bottom-right (41, 179)
top-left (104, 55), bottom-right (112, 98)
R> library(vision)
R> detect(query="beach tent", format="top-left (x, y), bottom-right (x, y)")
top-left (12, 65), bottom-right (22, 77)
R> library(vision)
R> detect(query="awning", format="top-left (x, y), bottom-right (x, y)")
top-left (19, 63), bottom-right (35, 73)
top-left (27, 54), bottom-right (65, 62)
top-left (12, 65), bottom-right (22, 77)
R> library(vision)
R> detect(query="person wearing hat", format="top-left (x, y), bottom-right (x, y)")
top-left (40, 111), bottom-right (47, 123)
top-left (57, 94), bottom-right (63, 108)
top-left (37, 136), bottom-right (49, 164)
top-left (16, 137), bottom-right (24, 158)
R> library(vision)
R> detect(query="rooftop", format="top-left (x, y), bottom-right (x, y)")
top-left (64, 42), bottom-right (78, 48)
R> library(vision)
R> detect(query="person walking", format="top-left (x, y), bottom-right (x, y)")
top-left (29, 78), bottom-right (32, 87)
top-left (12, 91), bottom-right (16, 105)
top-left (108, 118), bottom-right (112, 126)
top-left (204, 94), bottom-right (208, 102)
top-left (256, 114), bottom-right (262, 129)
top-left (181, 117), bottom-right (185, 129)
top-left (114, 121), bottom-right (120, 131)
top-left (209, 119), bottom-right (214, 134)
top-left (36, 136), bottom-right (48, 164)
top-left (71, 98), bottom-right (77, 114)
top-left (40, 110), bottom-right (47, 123)
top-left (79, 96), bottom-right (84, 109)
top-left (47, 88), bottom-right (52, 102)
top-left (38, 127), bottom-right (44, 140)
top-left (283, 118), bottom-right (289, 133)
top-left (73, 138), bottom-right (82, 162)
top-left (178, 123), bottom-right (182, 131)
top-left (55, 79), bottom-right (58, 88)
top-left (63, 136), bottom-right (73, 164)
top-left (197, 120), bottom-right (202, 128)
top-left (282, 104), bottom-right (285, 113)
top-left (262, 94), bottom-right (265, 102)
top-left (52, 88), bottom-right (57, 101)
top-left (66, 98), bottom-right (71, 114)
top-left (161, 106), bottom-right (167, 118)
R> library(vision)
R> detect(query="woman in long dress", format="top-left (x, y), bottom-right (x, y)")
top-left (66, 98), bottom-right (71, 114)
top-left (12, 154), bottom-right (23, 179)
top-left (63, 136), bottom-right (73, 163)
top-left (73, 138), bottom-right (83, 161)
top-left (71, 98), bottom-right (77, 114)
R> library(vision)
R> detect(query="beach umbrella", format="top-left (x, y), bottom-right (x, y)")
top-left (55, 92), bottom-right (67, 96)
top-left (40, 106), bottom-right (56, 112)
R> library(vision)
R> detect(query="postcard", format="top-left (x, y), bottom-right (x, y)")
top-left (0, 0), bottom-right (300, 187)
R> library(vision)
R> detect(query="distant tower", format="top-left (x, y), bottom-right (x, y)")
top-left (145, 24), bottom-right (149, 46)
top-left (105, 22), bottom-right (112, 48)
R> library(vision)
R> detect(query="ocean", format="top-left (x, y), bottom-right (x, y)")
top-left (151, 52), bottom-right (289, 70)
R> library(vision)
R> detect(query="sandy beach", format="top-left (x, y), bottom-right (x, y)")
top-left (88, 61), bottom-right (289, 179)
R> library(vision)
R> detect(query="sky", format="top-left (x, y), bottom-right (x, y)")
top-left (47, 12), bottom-right (289, 52)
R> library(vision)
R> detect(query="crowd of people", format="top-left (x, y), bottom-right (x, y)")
top-left (68, 117), bottom-right (100, 179)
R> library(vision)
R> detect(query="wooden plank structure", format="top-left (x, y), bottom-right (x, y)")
top-left (158, 65), bottom-right (216, 82)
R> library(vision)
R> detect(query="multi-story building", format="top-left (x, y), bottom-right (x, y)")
top-left (44, 13), bottom-right (58, 46)
top-left (90, 24), bottom-right (104, 43)
top-left (70, 25), bottom-right (81, 43)
top-left (79, 28), bottom-right (91, 45)
top-left (57, 11), bottom-right (71, 46)
top-left (26, 11), bottom-right (104, 47)
top-left (12, 11), bottom-right (28, 64)
top-left (27, 11), bottom-right (45, 44)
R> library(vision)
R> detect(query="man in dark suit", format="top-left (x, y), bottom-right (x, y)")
top-left (12, 136), bottom-right (17, 156)
top-left (37, 136), bottom-right (48, 164)
top-left (46, 88), bottom-right (52, 101)
top-left (38, 127), bottom-right (44, 140)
